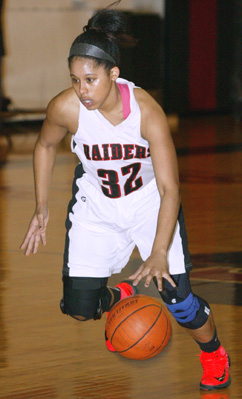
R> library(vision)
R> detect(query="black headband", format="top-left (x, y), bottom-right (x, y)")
top-left (69, 43), bottom-right (116, 64)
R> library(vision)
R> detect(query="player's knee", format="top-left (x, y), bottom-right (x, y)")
top-left (162, 291), bottom-right (210, 329)
top-left (61, 276), bottom-right (110, 321)
top-left (72, 315), bottom-right (88, 322)
top-left (60, 295), bottom-right (102, 321)
top-left (160, 272), bottom-right (210, 329)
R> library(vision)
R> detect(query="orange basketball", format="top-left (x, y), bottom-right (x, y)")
top-left (105, 294), bottom-right (172, 360)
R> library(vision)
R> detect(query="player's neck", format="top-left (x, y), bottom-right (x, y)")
top-left (98, 83), bottom-right (124, 125)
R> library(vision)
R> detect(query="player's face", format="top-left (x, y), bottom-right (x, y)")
top-left (70, 57), bottom-right (118, 110)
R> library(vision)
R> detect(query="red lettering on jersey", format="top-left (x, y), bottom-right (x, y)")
top-left (92, 145), bottom-right (102, 161)
top-left (110, 144), bottom-right (122, 160)
top-left (135, 145), bottom-right (146, 159)
top-left (123, 144), bottom-right (134, 160)
top-left (83, 144), bottom-right (91, 160)
top-left (83, 143), bottom-right (150, 161)
top-left (102, 144), bottom-right (110, 160)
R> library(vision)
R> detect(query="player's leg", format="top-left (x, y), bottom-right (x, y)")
top-left (133, 192), bottom-right (230, 391)
top-left (62, 165), bottom-right (137, 343)
top-left (60, 276), bottom-right (137, 321)
top-left (159, 273), bottom-right (231, 391)
top-left (60, 275), bottom-right (126, 320)
top-left (164, 207), bottom-right (230, 390)
top-left (63, 163), bottom-right (136, 280)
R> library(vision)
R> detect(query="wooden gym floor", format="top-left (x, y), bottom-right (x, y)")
top-left (0, 113), bottom-right (241, 399)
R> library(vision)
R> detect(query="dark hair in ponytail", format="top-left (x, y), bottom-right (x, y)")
top-left (68, 3), bottom-right (136, 71)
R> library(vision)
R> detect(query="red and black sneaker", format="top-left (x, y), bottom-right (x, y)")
top-left (200, 346), bottom-right (231, 390)
top-left (105, 280), bottom-right (137, 352)
top-left (200, 394), bottom-right (229, 399)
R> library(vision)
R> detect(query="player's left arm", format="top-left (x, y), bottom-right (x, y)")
top-left (129, 89), bottom-right (180, 291)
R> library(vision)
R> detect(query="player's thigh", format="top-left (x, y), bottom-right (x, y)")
top-left (132, 193), bottom-right (191, 275)
top-left (66, 218), bottom-right (135, 277)
top-left (64, 177), bottom-right (135, 277)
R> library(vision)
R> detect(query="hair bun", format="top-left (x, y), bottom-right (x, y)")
top-left (84, 9), bottom-right (137, 48)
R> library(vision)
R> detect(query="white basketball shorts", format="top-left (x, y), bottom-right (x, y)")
top-left (63, 164), bottom-right (192, 278)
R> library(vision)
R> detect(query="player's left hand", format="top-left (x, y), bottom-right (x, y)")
top-left (20, 205), bottom-right (49, 256)
top-left (128, 252), bottom-right (176, 291)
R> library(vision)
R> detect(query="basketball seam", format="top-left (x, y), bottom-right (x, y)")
top-left (110, 304), bottom-right (161, 343)
top-left (141, 310), bottom-right (171, 360)
top-left (111, 305), bottom-right (163, 354)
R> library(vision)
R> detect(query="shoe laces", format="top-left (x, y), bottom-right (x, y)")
top-left (199, 350), bottom-right (226, 377)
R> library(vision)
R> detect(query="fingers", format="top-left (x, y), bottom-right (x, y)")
top-left (164, 274), bottom-right (177, 289)
top-left (20, 215), bottom-right (47, 255)
top-left (129, 264), bottom-right (157, 289)
top-left (26, 234), bottom-right (38, 256)
top-left (20, 228), bottom-right (35, 251)
top-left (145, 272), bottom-right (163, 291)
top-left (128, 264), bottom-right (145, 281)
top-left (129, 262), bottom-right (177, 292)
top-left (20, 237), bottom-right (28, 251)
top-left (22, 230), bottom-right (40, 256)
top-left (144, 274), bottom-right (154, 288)
top-left (129, 264), bottom-right (153, 288)
top-left (40, 230), bottom-right (47, 246)
top-left (33, 233), bottom-right (41, 255)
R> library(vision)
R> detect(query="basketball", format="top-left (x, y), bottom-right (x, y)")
top-left (105, 294), bottom-right (172, 360)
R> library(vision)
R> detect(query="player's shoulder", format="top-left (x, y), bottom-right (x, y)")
top-left (46, 88), bottom-right (79, 127)
top-left (134, 87), bottom-right (165, 120)
top-left (134, 87), bottom-right (162, 113)
top-left (134, 88), bottom-right (169, 141)
top-left (47, 87), bottom-right (78, 115)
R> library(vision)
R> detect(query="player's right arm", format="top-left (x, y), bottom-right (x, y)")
top-left (21, 90), bottom-right (75, 255)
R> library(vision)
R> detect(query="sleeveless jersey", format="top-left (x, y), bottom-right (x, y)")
top-left (71, 78), bottom-right (155, 198)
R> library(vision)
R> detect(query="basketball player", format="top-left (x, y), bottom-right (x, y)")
top-left (21, 2), bottom-right (230, 391)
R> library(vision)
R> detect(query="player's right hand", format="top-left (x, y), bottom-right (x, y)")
top-left (20, 205), bottom-right (49, 256)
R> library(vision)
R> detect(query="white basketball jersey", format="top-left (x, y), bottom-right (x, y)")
top-left (71, 78), bottom-right (155, 198)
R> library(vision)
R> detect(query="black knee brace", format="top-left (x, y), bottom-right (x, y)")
top-left (160, 272), bottom-right (210, 330)
top-left (61, 275), bottom-right (108, 321)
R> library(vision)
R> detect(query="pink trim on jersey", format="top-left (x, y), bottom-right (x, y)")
top-left (117, 83), bottom-right (131, 120)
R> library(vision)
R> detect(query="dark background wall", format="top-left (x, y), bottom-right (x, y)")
top-left (120, 12), bottom-right (164, 91)
top-left (163, 0), bottom-right (236, 115)
top-left (120, 1), bottom-right (239, 116)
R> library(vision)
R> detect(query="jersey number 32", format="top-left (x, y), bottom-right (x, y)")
top-left (97, 162), bottom-right (143, 198)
